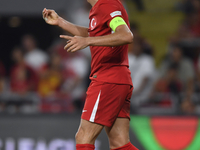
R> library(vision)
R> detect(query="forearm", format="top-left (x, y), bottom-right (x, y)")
top-left (87, 27), bottom-right (133, 47)
top-left (60, 25), bottom-right (134, 52)
top-left (58, 17), bottom-right (89, 37)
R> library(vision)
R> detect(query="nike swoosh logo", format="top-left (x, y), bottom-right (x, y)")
top-left (82, 110), bottom-right (87, 112)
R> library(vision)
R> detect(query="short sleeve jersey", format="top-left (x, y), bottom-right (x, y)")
top-left (88, 0), bottom-right (133, 86)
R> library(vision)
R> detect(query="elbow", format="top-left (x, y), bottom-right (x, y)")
top-left (125, 32), bottom-right (134, 44)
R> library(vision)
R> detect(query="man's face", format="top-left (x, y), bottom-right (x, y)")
top-left (12, 49), bottom-right (23, 63)
top-left (172, 47), bottom-right (182, 62)
top-left (22, 35), bottom-right (36, 51)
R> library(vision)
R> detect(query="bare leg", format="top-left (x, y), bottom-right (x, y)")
top-left (105, 118), bottom-right (130, 149)
top-left (75, 119), bottom-right (104, 145)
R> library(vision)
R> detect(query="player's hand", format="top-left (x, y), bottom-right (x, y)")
top-left (60, 35), bottom-right (89, 52)
top-left (42, 8), bottom-right (59, 26)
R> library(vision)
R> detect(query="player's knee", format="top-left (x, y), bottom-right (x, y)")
top-left (75, 128), bottom-right (84, 143)
top-left (109, 135), bottom-right (121, 148)
top-left (108, 134), bottom-right (129, 149)
top-left (75, 126), bottom-right (98, 144)
top-left (75, 126), bottom-right (92, 144)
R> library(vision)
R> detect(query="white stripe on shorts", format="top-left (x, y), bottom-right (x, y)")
top-left (89, 90), bottom-right (101, 122)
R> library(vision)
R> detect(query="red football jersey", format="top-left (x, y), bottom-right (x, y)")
top-left (88, 0), bottom-right (133, 86)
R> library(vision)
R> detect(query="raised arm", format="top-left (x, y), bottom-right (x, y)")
top-left (42, 8), bottom-right (89, 37)
top-left (60, 24), bottom-right (133, 52)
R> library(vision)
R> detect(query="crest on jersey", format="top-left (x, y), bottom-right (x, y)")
top-left (90, 17), bottom-right (97, 30)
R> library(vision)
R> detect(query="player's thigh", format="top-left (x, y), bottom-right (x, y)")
top-left (82, 81), bottom-right (131, 127)
top-left (76, 119), bottom-right (104, 144)
top-left (104, 86), bottom-right (133, 149)
top-left (105, 117), bottom-right (130, 149)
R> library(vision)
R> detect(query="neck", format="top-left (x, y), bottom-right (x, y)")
top-left (88, 0), bottom-right (98, 7)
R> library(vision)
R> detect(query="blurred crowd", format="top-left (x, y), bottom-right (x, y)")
top-left (129, 0), bottom-right (200, 114)
top-left (0, 0), bottom-right (200, 115)
top-left (0, 34), bottom-right (90, 114)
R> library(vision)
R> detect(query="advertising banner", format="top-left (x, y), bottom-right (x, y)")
top-left (0, 115), bottom-right (142, 150)
top-left (0, 115), bottom-right (199, 150)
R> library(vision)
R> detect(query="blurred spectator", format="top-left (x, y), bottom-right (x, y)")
top-left (194, 59), bottom-right (200, 92)
top-left (188, 13), bottom-right (200, 37)
top-left (72, 1), bottom-right (90, 27)
top-left (22, 34), bottom-right (49, 71)
top-left (0, 62), bottom-right (6, 110)
top-left (10, 47), bottom-right (38, 92)
top-left (0, 76), bottom-right (6, 112)
top-left (150, 63), bottom-right (182, 108)
top-left (198, 54), bottom-right (200, 70)
top-left (38, 54), bottom-right (63, 97)
top-left (130, 23), bottom-right (154, 56)
top-left (11, 66), bottom-right (29, 95)
top-left (62, 52), bottom-right (89, 109)
top-left (172, 0), bottom-right (200, 43)
top-left (0, 76), bottom-right (5, 93)
top-left (38, 50), bottom-right (88, 112)
top-left (38, 53), bottom-right (76, 113)
top-left (181, 97), bottom-right (195, 114)
top-left (8, 47), bottom-right (39, 113)
top-left (154, 63), bottom-right (182, 94)
top-left (0, 61), bottom-right (5, 77)
top-left (49, 38), bottom-right (70, 60)
top-left (0, 62), bottom-right (6, 112)
top-left (160, 46), bottom-right (195, 94)
top-left (129, 38), bottom-right (156, 106)
top-left (169, 21), bottom-right (192, 45)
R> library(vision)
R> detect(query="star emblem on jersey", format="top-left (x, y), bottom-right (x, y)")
top-left (90, 17), bottom-right (97, 30)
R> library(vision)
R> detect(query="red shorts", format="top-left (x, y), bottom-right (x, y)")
top-left (81, 81), bottom-right (133, 127)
